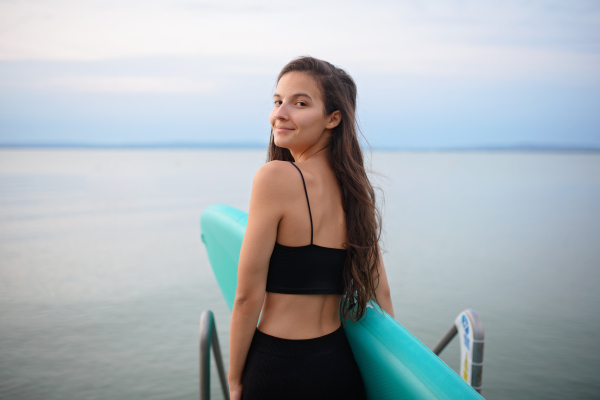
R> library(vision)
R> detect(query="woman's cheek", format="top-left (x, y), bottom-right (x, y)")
top-left (295, 114), bottom-right (313, 128)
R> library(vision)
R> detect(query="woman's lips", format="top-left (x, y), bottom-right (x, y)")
top-left (275, 127), bottom-right (294, 133)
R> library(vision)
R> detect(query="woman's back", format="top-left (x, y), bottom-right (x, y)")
top-left (257, 159), bottom-right (347, 339)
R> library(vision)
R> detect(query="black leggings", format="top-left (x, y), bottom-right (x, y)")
top-left (241, 324), bottom-right (366, 400)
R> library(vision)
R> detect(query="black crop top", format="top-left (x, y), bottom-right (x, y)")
top-left (265, 161), bottom-right (347, 295)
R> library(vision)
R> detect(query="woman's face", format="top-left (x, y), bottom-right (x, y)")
top-left (270, 71), bottom-right (339, 151)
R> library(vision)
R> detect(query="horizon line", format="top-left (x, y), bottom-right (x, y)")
top-left (1, 142), bottom-right (599, 152)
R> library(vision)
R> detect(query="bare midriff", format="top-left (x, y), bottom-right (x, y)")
top-left (257, 292), bottom-right (343, 339)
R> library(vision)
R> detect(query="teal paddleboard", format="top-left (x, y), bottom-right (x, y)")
top-left (200, 204), bottom-right (484, 400)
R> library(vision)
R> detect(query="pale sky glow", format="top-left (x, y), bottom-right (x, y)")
top-left (36, 76), bottom-right (216, 93)
top-left (0, 0), bottom-right (599, 147)
top-left (2, 0), bottom-right (598, 80)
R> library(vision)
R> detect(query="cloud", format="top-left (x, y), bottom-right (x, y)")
top-left (0, 0), bottom-right (598, 82)
top-left (35, 75), bottom-right (216, 93)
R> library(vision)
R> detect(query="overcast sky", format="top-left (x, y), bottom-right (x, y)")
top-left (1, 0), bottom-right (599, 148)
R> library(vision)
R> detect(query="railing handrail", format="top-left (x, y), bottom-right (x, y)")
top-left (431, 309), bottom-right (484, 394)
top-left (199, 310), bottom-right (230, 400)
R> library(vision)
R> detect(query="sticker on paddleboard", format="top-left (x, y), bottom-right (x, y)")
top-left (455, 311), bottom-right (475, 385)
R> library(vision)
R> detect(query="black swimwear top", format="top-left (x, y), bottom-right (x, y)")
top-left (265, 161), bottom-right (347, 295)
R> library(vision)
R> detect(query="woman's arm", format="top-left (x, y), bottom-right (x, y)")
top-left (228, 162), bottom-right (289, 395)
top-left (372, 244), bottom-right (395, 318)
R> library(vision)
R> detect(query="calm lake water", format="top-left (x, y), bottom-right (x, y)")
top-left (0, 149), bottom-right (599, 400)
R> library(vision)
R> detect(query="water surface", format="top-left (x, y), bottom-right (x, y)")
top-left (1, 149), bottom-right (599, 399)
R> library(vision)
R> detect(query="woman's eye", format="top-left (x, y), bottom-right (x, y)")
top-left (297, 101), bottom-right (307, 107)
top-left (274, 100), bottom-right (282, 106)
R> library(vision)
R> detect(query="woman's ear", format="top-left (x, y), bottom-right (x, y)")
top-left (326, 110), bottom-right (342, 130)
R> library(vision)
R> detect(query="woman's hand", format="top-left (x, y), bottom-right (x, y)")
top-left (229, 381), bottom-right (243, 400)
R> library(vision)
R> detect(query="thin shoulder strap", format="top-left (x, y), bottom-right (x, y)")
top-left (288, 161), bottom-right (313, 244)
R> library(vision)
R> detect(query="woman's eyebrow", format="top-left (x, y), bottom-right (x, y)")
top-left (273, 92), bottom-right (313, 100)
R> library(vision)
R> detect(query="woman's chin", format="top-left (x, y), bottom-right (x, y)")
top-left (273, 136), bottom-right (290, 149)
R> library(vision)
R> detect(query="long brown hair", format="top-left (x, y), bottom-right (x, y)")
top-left (267, 56), bottom-right (384, 323)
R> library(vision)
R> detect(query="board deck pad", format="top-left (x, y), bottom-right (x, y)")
top-left (200, 204), bottom-right (485, 399)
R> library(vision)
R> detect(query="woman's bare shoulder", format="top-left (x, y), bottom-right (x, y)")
top-left (253, 160), bottom-right (296, 184)
top-left (252, 160), bottom-right (298, 200)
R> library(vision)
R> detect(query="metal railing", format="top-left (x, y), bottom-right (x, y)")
top-left (199, 310), bottom-right (229, 400)
top-left (200, 307), bottom-right (483, 397)
top-left (431, 309), bottom-right (485, 394)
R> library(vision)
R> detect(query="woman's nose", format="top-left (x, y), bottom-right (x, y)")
top-left (273, 103), bottom-right (289, 120)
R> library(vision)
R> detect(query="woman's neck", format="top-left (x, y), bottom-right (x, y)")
top-left (291, 131), bottom-right (332, 162)
top-left (295, 145), bottom-right (329, 163)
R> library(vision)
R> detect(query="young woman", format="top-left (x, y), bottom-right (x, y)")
top-left (228, 56), bottom-right (395, 400)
